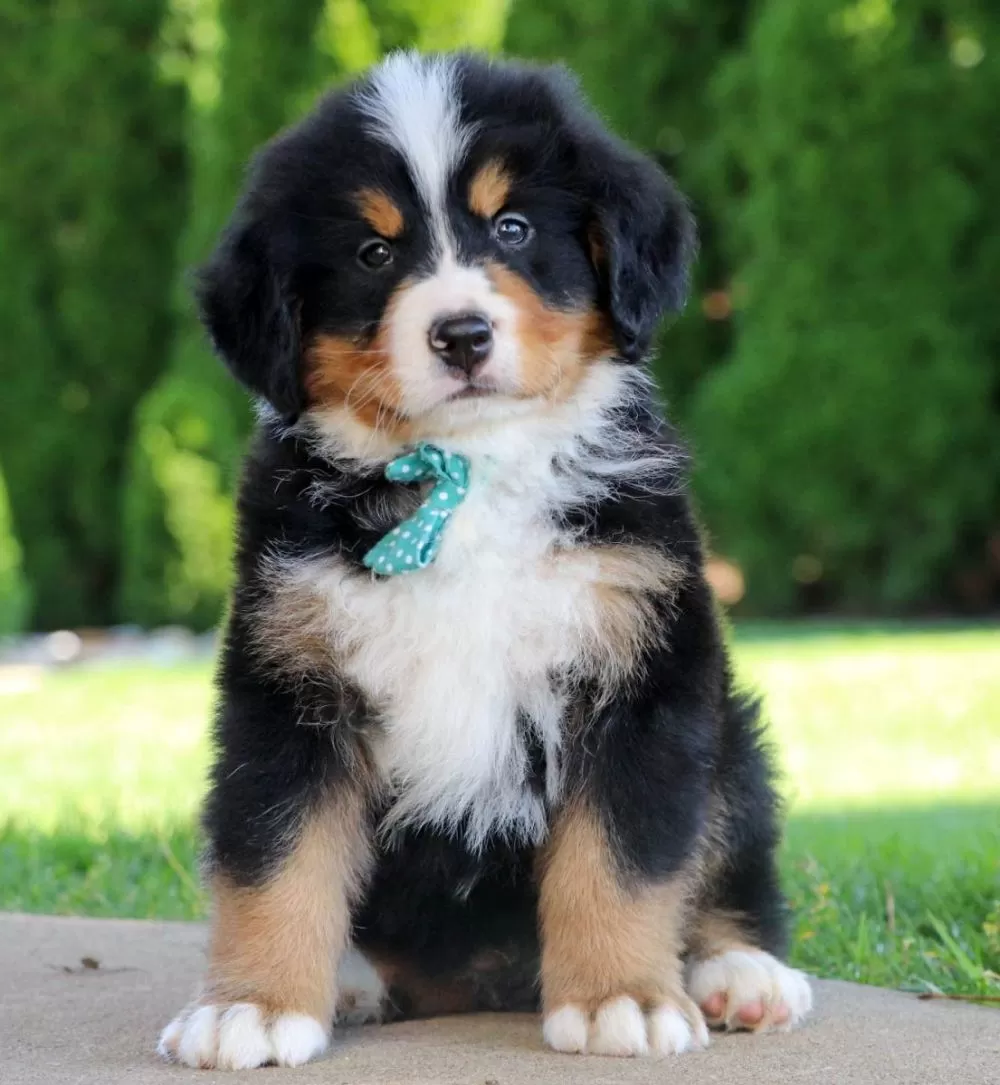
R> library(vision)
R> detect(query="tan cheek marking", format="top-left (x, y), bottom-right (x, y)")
top-left (203, 789), bottom-right (372, 1021)
top-left (305, 333), bottom-right (400, 429)
top-left (356, 188), bottom-right (404, 239)
top-left (538, 803), bottom-right (697, 1014)
top-left (468, 159), bottom-right (512, 218)
top-left (305, 284), bottom-right (412, 438)
top-left (486, 263), bottom-right (614, 400)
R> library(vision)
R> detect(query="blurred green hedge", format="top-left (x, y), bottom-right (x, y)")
top-left (0, 0), bottom-right (186, 630)
top-left (120, 0), bottom-right (329, 629)
top-left (0, 468), bottom-right (30, 637)
top-left (2, 0), bottom-right (998, 631)
top-left (688, 0), bottom-right (1000, 612)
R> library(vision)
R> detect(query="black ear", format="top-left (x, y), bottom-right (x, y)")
top-left (196, 216), bottom-right (304, 422)
top-left (588, 144), bottom-right (697, 362)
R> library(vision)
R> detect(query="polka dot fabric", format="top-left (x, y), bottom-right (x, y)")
top-left (362, 443), bottom-right (471, 576)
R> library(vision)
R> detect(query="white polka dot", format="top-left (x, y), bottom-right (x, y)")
top-left (378, 556), bottom-right (385, 565)
top-left (400, 465), bottom-right (410, 473)
top-left (405, 556), bottom-right (413, 564)
top-left (457, 487), bottom-right (466, 495)
top-left (392, 528), bottom-right (400, 535)
top-left (423, 524), bottom-right (433, 532)
top-left (438, 491), bottom-right (449, 501)
top-left (396, 549), bottom-right (404, 558)
top-left (386, 564), bottom-right (393, 573)
top-left (402, 531), bottom-right (410, 539)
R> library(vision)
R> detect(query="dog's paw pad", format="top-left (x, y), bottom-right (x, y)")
top-left (688, 950), bottom-right (813, 1033)
top-left (157, 1003), bottom-right (328, 1069)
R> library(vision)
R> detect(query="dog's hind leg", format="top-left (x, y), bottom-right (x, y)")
top-left (685, 694), bottom-right (813, 1034)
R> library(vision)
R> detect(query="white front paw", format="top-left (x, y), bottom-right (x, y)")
top-left (157, 1003), bottom-right (327, 1069)
top-left (543, 996), bottom-right (709, 1058)
top-left (687, 949), bottom-right (813, 1032)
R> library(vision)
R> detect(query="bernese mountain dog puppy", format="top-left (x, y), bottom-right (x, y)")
top-left (158, 51), bottom-right (812, 1070)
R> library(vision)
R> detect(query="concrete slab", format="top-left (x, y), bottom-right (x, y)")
top-left (1, 913), bottom-right (996, 1084)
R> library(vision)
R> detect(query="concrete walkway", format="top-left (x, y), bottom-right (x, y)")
top-left (1, 913), bottom-right (996, 1084)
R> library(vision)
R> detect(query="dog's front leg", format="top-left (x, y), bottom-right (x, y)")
top-left (538, 797), bottom-right (708, 1058)
top-left (159, 779), bottom-right (371, 1070)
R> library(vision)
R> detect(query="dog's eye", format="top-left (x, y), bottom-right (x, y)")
top-left (357, 239), bottom-right (393, 269)
top-left (493, 212), bottom-right (532, 248)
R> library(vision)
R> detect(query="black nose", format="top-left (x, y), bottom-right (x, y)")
top-left (428, 313), bottom-right (493, 376)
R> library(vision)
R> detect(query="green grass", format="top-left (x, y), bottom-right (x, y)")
top-left (2, 624), bottom-right (998, 999)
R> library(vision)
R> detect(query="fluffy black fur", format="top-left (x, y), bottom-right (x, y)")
top-left (198, 53), bottom-right (786, 1021)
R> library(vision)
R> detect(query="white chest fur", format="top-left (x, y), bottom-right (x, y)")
top-left (261, 366), bottom-right (679, 849)
top-left (277, 451), bottom-right (602, 849)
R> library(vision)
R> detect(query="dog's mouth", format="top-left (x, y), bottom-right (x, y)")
top-left (448, 384), bottom-right (499, 401)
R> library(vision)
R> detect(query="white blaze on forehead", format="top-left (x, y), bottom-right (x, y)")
top-left (357, 51), bottom-right (471, 241)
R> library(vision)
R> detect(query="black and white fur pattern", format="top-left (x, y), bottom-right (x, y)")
top-left (158, 51), bottom-right (812, 1070)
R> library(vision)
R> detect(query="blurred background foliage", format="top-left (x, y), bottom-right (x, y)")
top-left (1, 0), bottom-right (998, 632)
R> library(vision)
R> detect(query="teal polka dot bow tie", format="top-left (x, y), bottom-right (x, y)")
top-left (362, 443), bottom-right (471, 576)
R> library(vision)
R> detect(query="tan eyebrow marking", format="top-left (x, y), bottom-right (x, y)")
top-left (468, 159), bottom-right (512, 218)
top-left (355, 188), bottom-right (405, 238)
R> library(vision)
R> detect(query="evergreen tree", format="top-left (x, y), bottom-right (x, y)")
top-left (0, 0), bottom-right (186, 628)
top-left (120, 0), bottom-right (329, 629)
top-left (0, 467), bottom-right (30, 636)
top-left (689, 1), bottom-right (1000, 612)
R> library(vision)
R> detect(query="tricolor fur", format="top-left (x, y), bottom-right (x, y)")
top-left (158, 52), bottom-right (812, 1070)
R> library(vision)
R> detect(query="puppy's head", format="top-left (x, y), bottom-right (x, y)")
top-left (198, 52), bottom-right (695, 435)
